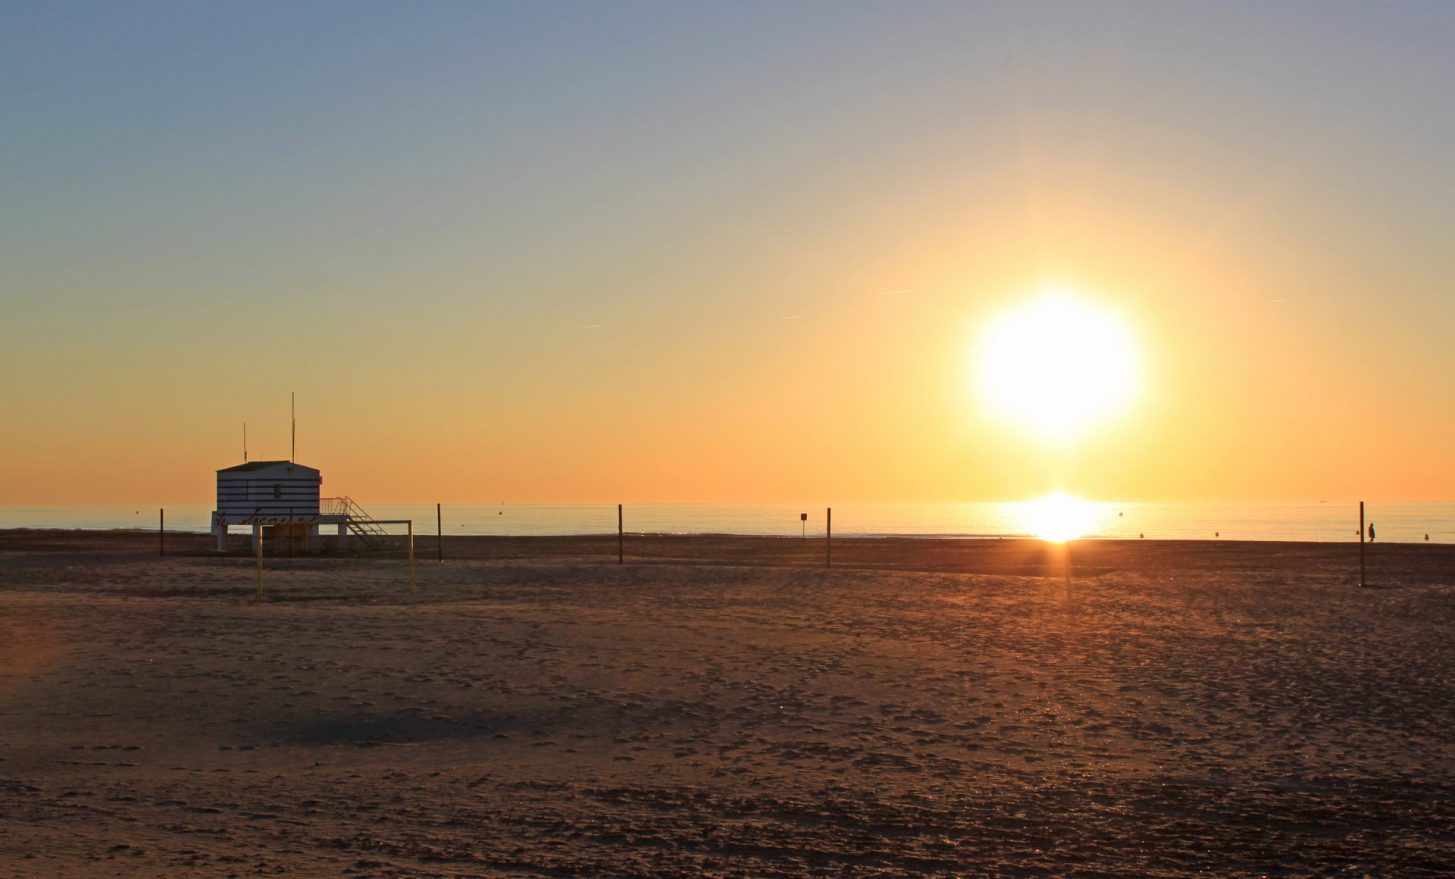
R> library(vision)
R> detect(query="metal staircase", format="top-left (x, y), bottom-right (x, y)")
top-left (321, 496), bottom-right (390, 550)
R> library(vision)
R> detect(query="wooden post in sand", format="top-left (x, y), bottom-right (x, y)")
top-left (1359, 501), bottom-right (1366, 588)
top-left (159, 508), bottom-right (164, 556)
top-left (408, 521), bottom-right (416, 596)
top-left (255, 529), bottom-right (264, 602)
top-left (826, 507), bottom-right (832, 568)
top-left (436, 503), bottom-right (443, 563)
top-left (618, 504), bottom-right (624, 565)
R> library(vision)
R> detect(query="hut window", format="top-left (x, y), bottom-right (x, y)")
top-left (273, 484), bottom-right (282, 500)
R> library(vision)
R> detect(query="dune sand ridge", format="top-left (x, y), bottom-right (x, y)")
top-left (2, 530), bottom-right (1453, 877)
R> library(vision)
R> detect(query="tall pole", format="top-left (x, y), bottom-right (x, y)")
top-left (1359, 500), bottom-right (1366, 588)
top-left (826, 507), bottom-right (832, 568)
top-left (618, 504), bottom-right (624, 564)
top-left (437, 503), bottom-right (443, 563)
top-left (290, 392), bottom-right (295, 463)
top-left (408, 521), bottom-right (416, 596)
top-left (255, 529), bottom-right (264, 602)
top-left (159, 508), bottom-right (165, 556)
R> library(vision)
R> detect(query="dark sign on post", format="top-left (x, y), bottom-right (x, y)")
top-left (800, 512), bottom-right (807, 538)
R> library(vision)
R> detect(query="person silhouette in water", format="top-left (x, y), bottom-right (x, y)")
top-left (1368, 522), bottom-right (1376, 542)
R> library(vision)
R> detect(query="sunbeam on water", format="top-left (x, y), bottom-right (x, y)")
top-left (1014, 492), bottom-right (1107, 543)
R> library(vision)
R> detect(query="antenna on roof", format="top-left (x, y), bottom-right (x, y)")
top-left (243, 422), bottom-right (248, 463)
top-left (291, 392), bottom-right (296, 463)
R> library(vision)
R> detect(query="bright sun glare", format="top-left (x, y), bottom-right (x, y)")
top-left (976, 290), bottom-right (1139, 443)
top-left (1016, 492), bottom-right (1102, 543)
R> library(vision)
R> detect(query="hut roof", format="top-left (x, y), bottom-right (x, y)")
top-left (217, 460), bottom-right (319, 475)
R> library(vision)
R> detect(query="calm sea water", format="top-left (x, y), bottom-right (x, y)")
top-left (2, 502), bottom-right (1453, 544)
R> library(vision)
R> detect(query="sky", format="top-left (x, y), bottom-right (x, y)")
top-left (3, 1), bottom-right (1454, 505)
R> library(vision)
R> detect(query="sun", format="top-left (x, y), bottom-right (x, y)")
top-left (975, 289), bottom-right (1139, 443)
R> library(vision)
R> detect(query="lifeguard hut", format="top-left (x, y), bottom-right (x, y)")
top-left (212, 459), bottom-right (397, 552)
top-left (212, 460), bottom-right (336, 551)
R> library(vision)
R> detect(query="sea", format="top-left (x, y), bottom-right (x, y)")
top-left (2, 501), bottom-right (1453, 544)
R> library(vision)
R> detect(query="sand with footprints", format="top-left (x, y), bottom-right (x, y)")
top-left (2, 530), bottom-right (1453, 877)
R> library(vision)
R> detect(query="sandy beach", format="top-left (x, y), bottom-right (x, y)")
top-left (2, 530), bottom-right (1452, 877)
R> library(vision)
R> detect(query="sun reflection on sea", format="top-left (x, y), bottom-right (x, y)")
top-left (1014, 492), bottom-right (1107, 542)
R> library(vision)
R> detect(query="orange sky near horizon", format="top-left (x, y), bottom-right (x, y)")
top-left (7, 196), bottom-right (1453, 506)
top-left (4, 5), bottom-right (1453, 506)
